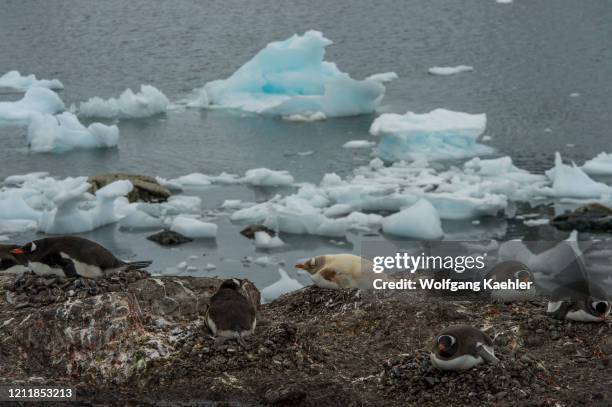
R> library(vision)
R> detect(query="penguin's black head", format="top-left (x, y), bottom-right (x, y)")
top-left (219, 278), bottom-right (242, 291)
top-left (589, 299), bottom-right (610, 318)
top-left (11, 241), bottom-right (38, 256)
top-left (436, 334), bottom-right (458, 358)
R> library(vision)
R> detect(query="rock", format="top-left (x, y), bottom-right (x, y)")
top-left (551, 203), bottom-right (612, 232)
top-left (147, 230), bottom-right (193, 246)
top-left (88, 173), bottom-right (170, 203)
top-left (240, 224), bottom-right (276, 240)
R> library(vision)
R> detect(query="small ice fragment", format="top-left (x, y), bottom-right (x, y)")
top-left (428, 65), bottom-right (473, 76)
top-left (342, 140), bottom-right (376, 148)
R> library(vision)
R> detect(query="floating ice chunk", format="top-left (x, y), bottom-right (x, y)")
top-left (254, 231), bottom-right (285, 249)
top-left (27, 112), bottom-right (119, 153)
top-left (200, 30), bottom-right (389, 118)
top-left (242, 168), bottom-right (294, 187)
top-left (170, 215), bottom-right (217, 238)
top-left (545, 152), bottom-right (612, 198)
top-left (40, 180), bottom-right (133, 234)
top-left (4, 172), bottom-right (49, 185)
top-left (0, 70), bottom-right (63, 91)
top-left (0, 87), bottom-right (64, 123)
top-left (342, 140), bottom-right (376, 148)
top-left (428, 65), bottom-right (473, 75)
top-left (370, 109), bottom-right (492, 161)
top-left (79, 85), bottom-right (169, 119)
top-left (186, 88), bottom-right (209, 108)
top-left (261, 268), bottom-right (304, 301)
top-left (163, 196), bottom-right (202, 215)
top-left (221, 200), bottom-right (244, 209)
top-left (283, 112), bottom-right (326, 122)
top-left (582, 152), bottom-right (612, 175)
top-left (381, 199), bottom-right (443, 239)
top-left (0, 219), bottom-right (37, 234)
top-left (170, 173), bottom-right (212, 188)
top-left (524, 218), bottom-right (549, 226)
top-left (424, 193), bottom-right (506, 220)
top-left (324, 203), bottom-right (354, 217)
top-left (496, 0), bottom-right (513, 3)
top-left (366, 72), bottom-right (398, 83)
top-left (120, 207), bottom-right (163, 229)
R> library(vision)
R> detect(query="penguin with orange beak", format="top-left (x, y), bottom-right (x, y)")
top-left (484, 260), bottom-right (537, 302)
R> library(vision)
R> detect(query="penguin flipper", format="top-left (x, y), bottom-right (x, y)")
top-left (476, 345), bottom-right (499, 364)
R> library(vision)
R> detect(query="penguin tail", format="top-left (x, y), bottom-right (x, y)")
top-left (124, 261), bottom-right (153, 271)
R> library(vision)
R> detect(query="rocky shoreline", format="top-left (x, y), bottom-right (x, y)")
top-left (1, 274), bottom-right (610, 406)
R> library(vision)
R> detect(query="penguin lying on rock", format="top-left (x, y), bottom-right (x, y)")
top-left (484, 260), bottom-right (537, 302)
top-left (547, 281), bottom-right (610, 322)
top-left (430, 325), bottom-right (499, 371)
top-left (0, 244), bottom-right (29, 274)
top-left (10, 236), bottom-right (152, 279)
top-left (295, 253), bottom-right (392, 290)
top-left (205, 278), bottom-right (257, 345)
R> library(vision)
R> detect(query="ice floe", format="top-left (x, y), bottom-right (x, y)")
top-left (242, 168), bottom-right (294, 187)
top-left (197, 30), bottom-right (392, 118)
top-left (79, 85), bottom-right (169, 119)
top-left (27, 112), bottom-right (119, 153)
top-left (370, 108), bottom-right (492, 162)
top-left (381, 199), bottom-right (443, 239)
top-left (544, 152), bottom-right (612, 198)
top-left (582, 152), bottom-right (612, 175)
top-left (170, 216), bottom-right (218, 238)
top-left (254, 231), bottom-right (285, 249)
top-left (428, 65), bottom-right (473, 76)
top-left (0, 87), bottom-right (64, 124)
top-left (342, 140), bottom-right (376, 149)
top-left (366, 72), bottom-right (399, 83)
top-left (261, 268), bottom-right (304, 301)
top-left (0, 70), bottom-right (64, 91)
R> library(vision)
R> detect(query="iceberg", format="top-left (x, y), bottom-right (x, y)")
top-left (381, 199), bottom-right (444, 239)
top-left (79, 85), bottom-right (169, 119)
top-left (0, 70), bottom-right (64, 91)
top-left (27, 112), bottom-right (119, 153)
top-left (545, 152), bottom-right (612, 198)
top-left (0, 87), bottom-right (64, 124)
top-left (0, 174), bottom-right (132, 235)
top-left (428, 66), bottom-right (473, 76)
top-left (370, 109), bottom-right (492, 162)
top-left (582, 152), bottom-right (612, 175)
top-left (199, 30), bottom-right (391, 118)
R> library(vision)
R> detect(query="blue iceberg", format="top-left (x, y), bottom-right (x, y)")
top-left (370, 108), bottom-right (493, 162)
top-left (199, 31), bottom-right (392, 118)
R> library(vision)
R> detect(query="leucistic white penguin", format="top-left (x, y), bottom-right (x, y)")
top-left (430, 325), bottom-right (499, 371)
top-left (547, 281), bottom-right (610, 322)
top-left (11, 236), bottom-right (152, 279)
top-left (205, 278), bottom-right (257, 345)
top-left (295, 254), bottom-right (390, 290)
top-left (0, 244), bottom-right (29, 274)
top-left (484, 260), bottom-right (537, 302)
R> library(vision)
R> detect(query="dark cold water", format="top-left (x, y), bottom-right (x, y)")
top-left (0, 0), bottom-right (611, 292)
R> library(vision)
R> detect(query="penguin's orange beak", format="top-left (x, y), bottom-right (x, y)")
top-left (10, 248), bottom-right (25, 255)
top-left (295, 263), bottom-right (307, 270)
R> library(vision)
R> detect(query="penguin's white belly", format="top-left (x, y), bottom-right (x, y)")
top-left (430, 353), bottom-right (483, 371)
top-left (0, 265), bottom-right (30, 275)
top-left (490, 287), bottom-right (536, 302)
top-left (311, 273), bottom-right (342, 289)
top-left (60, 253), bottom-right (104, 279)
top-left (206, 314), bottom-right (218, 336)
top-left (547, 301), bottom-right (564, 313)
top-left (566, 309), bottom-right (604, 322)
top-left (28, 262), bottom-right (65, 278)
top-left (206, 315), bottom-right (256, 338)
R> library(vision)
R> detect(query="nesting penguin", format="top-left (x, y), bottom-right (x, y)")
top-left (547, 280), bottom-right (610, 322)
top-left (295, 253), bottom-right (390, 290)
top-left (430, 325), bottom-right (499, 371)
top-left (205, 278), bottom-right (257, 345)
top-left (484, 260), bottom-right (537, 302)
top-left (0, 244), bottom-right (29, 274)
top-left (10, 236), bottom-right (152, 279)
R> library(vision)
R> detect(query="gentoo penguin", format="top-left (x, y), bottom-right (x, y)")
top-left (205, 278), bottom-right (257, 345)
top-left (0, 244), bottom-right (29, 274)
top-left (430, 325), bottom-right (499, 371)
top-left (547, 280), bottom-right (610, 322)
top-left (484, 260), bottom-right (537, 302)
top-left (295, 253), bottom-right (389, 290)
top-left (10, 236), bottom-right (152, 279)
